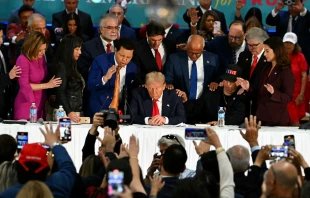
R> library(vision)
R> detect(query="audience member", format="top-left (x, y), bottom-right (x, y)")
top-left (235, 4), bottom-right (263, 28)
top-left (14, 32), bottom-right (62, 120)
top-left (132, 20), bottom-right (176, 82)
top-left (130, 72), bottom-right (186, 125)
top-left (238, 36), bottom-right (295, 126)
top-left (283, 32), bottom-right (307, 126)
top-left (0, 162), bottom-right (18, 192)
top-left (88, 38), bottom-right (138, 117)
top-left (16, 180), bottom-right (53, 198)
top-left (52, 0), bottom-right (94, 39)
top-left (165, 35), bottom-right (219, 101)
top-left (237, 27), bottom-right (269, 115)
top-left (0, 134), bottom-right (17, 164)
top-left (183, 0), bottom-right (227, 33)
top-left (172, 177), bottom-right (211, 198)
top-left (54, 35), bottom-right (84, 123)
top-left (109, 4), bottom-right (137, 41)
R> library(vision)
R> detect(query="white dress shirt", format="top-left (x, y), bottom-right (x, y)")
top-left (144, 94), bottom-right (169, 125)
top-left (188, 55), bottom-right (204, 99)
top-left (66, 9), bottom-right (78, 15)
top-left (200, 6), bottom-right (212, 14)
top-left (149, 42), bottom-right (167, 66)
top-left (165, 24), bottom-right (173, 38)
top-left (100, 36), bottom-right (114, 53)
top-left (235, 40), bottom-right (246, 62)
top-left (251, 49), bottom-right (264, 65)
top-left (118, 24), bottom-right (122, 38)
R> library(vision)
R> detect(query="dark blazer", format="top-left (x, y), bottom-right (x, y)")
top-left (165, 25), bottom-right (182, 45)
top-left (77, 36), bottom-right (106, 81)
top-left (183, 6), bottom-right (228, 33)
top-left (254, 63), bottom-right (295, 126)
top-left (183, 87), bottom-right (248, 125)
top-left (130, 87), bottom-right (186, 125)
top-left (164, 51), bottom-right (219, 96)
top-left (120, 25), bottom-right (137, 41)
top-left (52, 10), bottom-right (94, 39)
top-left (87, 53), bottom-right (137, 117)
top-left (0, 47), bottom-right (12, 119)
top-left (132, 39), bottom-right (176, 83)
top-left (145, 177), bottom-right (179, 198)
top-left (266, 10), bottom-right (310, 66)
top-left (8, 7), bottom-right (44, 25)
top-left (237, 50), bottom-right (266, 115)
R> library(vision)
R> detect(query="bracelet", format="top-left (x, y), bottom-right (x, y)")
top-left (190, 22), bottom-right (197, 27)
top-left (40, 84), bottom-right (43, 89)
top-left (51, 142), bottom-right (60, 149)
top-left (216, 147), bottom-right (225, 155)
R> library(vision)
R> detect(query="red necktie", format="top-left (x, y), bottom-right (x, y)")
top-left (154, 49), bottom-right (162, 71)
top-left (249, 55), bottom-right (258, 78)
top-left (107, 43), bottom-right (112, 53)
top-left (152, 99), bottom-right (160, 117)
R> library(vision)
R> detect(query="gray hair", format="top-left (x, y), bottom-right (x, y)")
top-left (0, 161), bottom-right (18, 192)
top-left (109, 4), bottom-right (124, 14)
top-left (145, 71), bottom-right (165, 85)
top-left (246, 27), bottom-right (269, 43)
top-left (187, 34), bottom-right (205, 48)
top-left (227, 145), bottom-right (250, 172)
top-left (27, 13), bottom-right (45, 28)
top-left (99, 13), bottom-right (118, 28)
top-left (157, 134), bottom-right (186, 148)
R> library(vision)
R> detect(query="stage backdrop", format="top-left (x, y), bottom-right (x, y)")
top-left (0, 0), bottom-right (309, 29)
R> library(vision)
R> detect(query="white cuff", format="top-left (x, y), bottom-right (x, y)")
top-left (102, 77), bottom-right (106, 85)
top-left (300, 7), bottom-right (307, 16)
top-left (271, 9), bottom-right (278, 17)
top-left (145, 117), bottom-right (150, 124)
top-left (11, 36), bottom-right (17, 44)
top-left (164, 117), bottom-right (169, 124)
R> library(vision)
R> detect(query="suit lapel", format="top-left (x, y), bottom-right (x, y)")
top-left (95, 36), bottom-right (106, 54)
top-left (142, 40), bottom-right (158, 71)
top-left (266, 66), bottom-right (281, 84)
top-left (161, 90), bottom-right (169, 117)
top-left (142, 89), bottom-right (153, 116)
top-left (251, 55), bottom-right (266, 79)
top-left (107, 54), bottom-right (116, 86)
top-left (202, 52), bottom-right (211, 85)
top-left (180, 52), bottom-right (190, 92)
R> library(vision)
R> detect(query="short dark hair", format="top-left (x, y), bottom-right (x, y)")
top-left (16, 161), bottom-right (50, 184)
top-left (162, 144), bottom-right (187, 175)
top-left (244, 7), bottom-right (263, 27)
top-left (0, 134), bottom-right (17, 164)
top-left (146, 21), bottom-right (165, 37)
top-left (229, 20), bottom-right (246, 33)
top-left (18, 4), bottom-right (34, 17)
top-left (114, 38), bottom-right (135, 51)
top-left (200, 151), bottom-right (220, 182)
top-left (172, 177), bottom-right (212, 198)
top-left (106, 158), bottom-right (133, 186)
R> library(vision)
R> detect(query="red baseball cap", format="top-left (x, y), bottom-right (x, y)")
top-left (18, 143), bottom-right (49, 173)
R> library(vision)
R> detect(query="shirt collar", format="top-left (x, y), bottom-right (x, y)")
top-left (113, 55), bottom-right (127, 69)
top-left (165, 24), bottom-right (173, 36)
top-left (100, 35), bottom-right (113, 47)
top-left (153, 93), bottom-right (163, 103)
top-left (188, 53), bottom-right (203, 62)
top-left (255, 49), bottom-right (264, 60)
top-left (200, 6), bottom-right (212, 13)
top-left (66, 9), bottom-right (78, 15)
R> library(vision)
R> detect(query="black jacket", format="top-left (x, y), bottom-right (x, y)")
top-left (0, 47), bottom-right (12, 119)
top-left (55, 62), bottom-right (84, 114)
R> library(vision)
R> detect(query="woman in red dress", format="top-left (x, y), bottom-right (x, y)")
top-left (283, 32), bottom-right (307, 126)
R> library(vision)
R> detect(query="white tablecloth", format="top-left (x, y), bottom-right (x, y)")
top-left (1, 123), bottom-right (309, 176)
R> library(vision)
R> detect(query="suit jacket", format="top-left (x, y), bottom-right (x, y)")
top-left (132, 39), bottom-right (176, 82)
top-left (87, 53), bottom-right (137, 117)
top-left (254, 63), bottom-right (295, 126)
top-left (266, 10), bottom-right (310, 66)
top-left (164, 51), bottom-right (219, 96)
top-left (145, 177), bottom-right (179, 198)
top-left (165, 25), bottom-right (182, 45)
top-left (120, 25), bottom-right (137, 41)
top-left (237, 50), bottom-right (267, 115)
top-left (0, 47), bottom-right (12, 119)
top-left (78, 36), bottom-right (106, 81)
top-left (130, 87), bottom-right (186, 125)
top-left (8, 7), bottom-right (43, 25)
top-left (52, 10), bottom-right (94, 38)
top-left (183, 6), bottom-right (228, 33)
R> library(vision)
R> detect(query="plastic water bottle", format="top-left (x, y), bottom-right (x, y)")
top-left (29, 103), bottom-right (37, 123)
top-left (218, 107), bottom-right (225, 127)
top-left (57, 105), bottom-right (65, 120)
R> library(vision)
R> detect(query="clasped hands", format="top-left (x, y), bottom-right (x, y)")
top-left (148, 115), bottom-right (166, 126)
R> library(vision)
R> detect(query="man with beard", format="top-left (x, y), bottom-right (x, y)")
top-left (206, 20), bottom-right (247, 77)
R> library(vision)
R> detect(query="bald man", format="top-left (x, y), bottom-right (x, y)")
top-left (165, 35), bottom-right (219, 101)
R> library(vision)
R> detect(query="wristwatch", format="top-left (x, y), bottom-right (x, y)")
top-left (51, 142), bottom-right (60, 148)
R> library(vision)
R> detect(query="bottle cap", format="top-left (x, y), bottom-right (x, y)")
top-left (32, 103), bottom-right (35, 105)
top-left (59, 105), bottom-right (63, 108)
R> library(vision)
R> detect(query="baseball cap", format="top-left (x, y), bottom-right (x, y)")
top-left (222, 64), bottom-right (242, 82)
top-left (18, 143), bottom-right (49, 173)
top-left (283, 32), bottom-right (297, 44)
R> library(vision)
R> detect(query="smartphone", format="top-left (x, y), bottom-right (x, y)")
top-left (108, 170), bottom-right (124, 196)
top-left (270, 145), bottom-right (289, 158)
top-left (213, 21), bottom-right (221, 35)
top-left (59, 118), bottom-right (72, 141)
top-left (17, 132), bottom-right (28, 153)
top-left (284, 135), bottom-right (295, 149)
top-left (185, 128), bottom-right (208, 140)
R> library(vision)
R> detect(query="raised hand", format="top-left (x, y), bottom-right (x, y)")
top-left (193, 140), bottom-right (210, 155)
top-left (39, 123), bottom-right (59, 147)
top-left (205, 128), bottom-right (222, 148)
top-left (239, 115), bottom-right (261, 147)
top-left (236, 0), bottom-right (245, 10)
top-left (128, 134), bottom-right (139, 158)
top-left (275, 0), bottom-right (285, 12)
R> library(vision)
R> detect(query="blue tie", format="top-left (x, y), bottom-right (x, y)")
top-left (189, 61), bottom-right (197, 100)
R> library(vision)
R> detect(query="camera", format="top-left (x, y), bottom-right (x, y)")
top-left (100, 108), bottom-right (119, 130)
top-left (283, 0), bottom-right (296, 6)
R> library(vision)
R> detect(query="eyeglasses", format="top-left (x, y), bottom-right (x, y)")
top-left (103, 26), bottom-right (120, 30)
top-left (229, 35), bottom-right (243, 41)
top-left (248, 43), bottom-right (261, 48)
top-left (162, 135), bottom-right (182, 146)
top-left (187, 51), bottom-right (202, 57)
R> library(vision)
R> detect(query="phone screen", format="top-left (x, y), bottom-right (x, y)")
top-left (108, 170), bottom-right (124, 196)
top-left (213, 21), bottom-right (221, 34)
top-left (284, 135), bottom-right (295, 149)
top-left (270, 145), bottom-right (289, 158)
top-left (17, 132), bottom-right (28, 152)
top-left (185, 128), bottom-right (208, 140)
top-left (59, 118), bottom-right (71, 141)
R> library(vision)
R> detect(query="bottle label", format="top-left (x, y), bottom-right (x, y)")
top-left (30, 109), bottom-right (37, 115)
top-left (218, 113), bottom-right (225, 119)
top-left (57, 111), bottom-right (64, 117)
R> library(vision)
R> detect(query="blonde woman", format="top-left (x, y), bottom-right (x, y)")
top-left (16, 180), bottom-right (53, 198)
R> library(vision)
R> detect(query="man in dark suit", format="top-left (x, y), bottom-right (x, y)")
top-left (164, 23), bottom-right (183, 47)
top-left (109, 4), bottom-right (137, 41)
top-left (165, 35), bottom-right (219, 100)
top-left (132, 21), bottom-right (176, 83)
top-left (52, 0), bottom-right (94, 39)
top-left (237, 27), bottom-right (269, 115)
top-left (183, 0), bottom-right (227, 33)
top-left (130, 72), bottom-right (186, 125)
top-left (266, 0), bottom-right (310, 67)
top-left (88, 38), bottom-right (138, 118)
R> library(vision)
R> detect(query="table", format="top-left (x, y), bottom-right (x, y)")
top-left (1, 123), bottom-right (310, 176)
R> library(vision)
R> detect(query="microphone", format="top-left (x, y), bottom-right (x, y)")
top-left (99, 95), bottom-right (110, 112)
top-left (239, 100), bottom-right (253, 129)
top-left (123, 85), bottom-right (128, 120)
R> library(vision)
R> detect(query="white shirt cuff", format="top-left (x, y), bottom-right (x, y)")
top-left (271, 9), bottom-right (278, 17)
top-left (145, 117), bottom-right (150, 124)
top-left (300, 7), bottom-right (307, 16)
top-left (102, 77), bottom-right (106, 85)
top-left (251, 146), bottom-right (260, 153)
top-left (11, 36), bottom-right (17, 44)
top-left (164, 117), bottom-right (169, 124)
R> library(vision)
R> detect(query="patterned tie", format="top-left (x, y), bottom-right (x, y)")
top-left (232, 49), bottom-right (237, 63)
top-left (152, 99), bottom-right (160, 116)
top-left (106, 43), bottom-right (112, 53)
top-left (249, 55), bottom-right (258, 78)
top-left (154, 49), bottom-right (162, 71)
top-left (110, 66), bottom-right (121, 110)
top-left (189, 61), bottom-right (197, 100)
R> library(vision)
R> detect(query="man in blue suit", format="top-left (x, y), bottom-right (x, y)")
top-left (130, 72), bottom-right (186, 125)
top-left (165, 35), bottom-right (220, 100)
top-left (266, 0), bottom-right (310, 67)
top-left (88, 38), bottom-right (138, 117)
